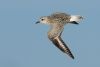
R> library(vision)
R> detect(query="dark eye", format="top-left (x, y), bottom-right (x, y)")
top-left (41, 18), bottom-right (44, 21)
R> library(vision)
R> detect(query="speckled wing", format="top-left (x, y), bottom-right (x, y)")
top-left (50, 12), bottom-right (71, 23)
top-left (48, 24), bottom-right (74, 59)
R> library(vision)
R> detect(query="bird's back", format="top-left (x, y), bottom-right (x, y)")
top-left (48, 12), bottom-right (71, 24)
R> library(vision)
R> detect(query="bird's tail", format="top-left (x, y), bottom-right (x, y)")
top-left (70, 15), bottom-right (83, 24)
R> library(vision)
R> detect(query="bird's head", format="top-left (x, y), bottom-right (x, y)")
top-left (36, 16), bottom-right (50, 24)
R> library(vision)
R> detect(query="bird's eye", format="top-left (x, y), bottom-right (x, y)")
top-left (41, 18), bottom-right (44, 21)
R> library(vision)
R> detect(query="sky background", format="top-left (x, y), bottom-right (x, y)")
top-left (0, 0), bottom-right (100, 67)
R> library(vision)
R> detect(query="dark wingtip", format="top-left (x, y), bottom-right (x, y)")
top-left (65, 53), bottom-right (75, 59)
top-left (67, 52), bottom-right (75, 59)
top-left (71, 55), bottom-right (75, 59)
top-left (64, 49), bottom-right (75, 59)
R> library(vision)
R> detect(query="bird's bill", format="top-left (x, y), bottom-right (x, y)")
top-left (35, 21), bottom-right (40, 24)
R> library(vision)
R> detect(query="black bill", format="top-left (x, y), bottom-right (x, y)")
top-left (35, 21), bottom-right (40, 24)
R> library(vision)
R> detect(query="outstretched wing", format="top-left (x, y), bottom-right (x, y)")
top-left (49, 36), bottom-right (74, 59)
top-left (48, 24), bottom-right (74, 59)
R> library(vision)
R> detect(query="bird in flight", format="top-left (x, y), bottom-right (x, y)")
top-left (36, 12), bottom-right (83, 59)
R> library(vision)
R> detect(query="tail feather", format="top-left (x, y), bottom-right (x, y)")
top-left (70, 15), bottom-right (83, 24)
top-left (70, 21), bottom-right (79, 24)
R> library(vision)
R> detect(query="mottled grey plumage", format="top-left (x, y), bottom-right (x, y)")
top-left (36, 12), bottom-right (83, 59)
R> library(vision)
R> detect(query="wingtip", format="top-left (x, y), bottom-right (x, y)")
top-left (71, 55), bottom-right (75, 59)
top-left (65, 50), bottom-right (75, 59)
top-left (68, 54), bottom-right (75, 59)
top-left (67, 53), bottom-right (75, 59)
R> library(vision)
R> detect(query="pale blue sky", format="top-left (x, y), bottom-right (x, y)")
top-left (0, 0), bottom-right (100, 67)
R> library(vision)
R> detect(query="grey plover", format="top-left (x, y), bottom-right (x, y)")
top-left (36, 12), bottom-right (83, 59)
